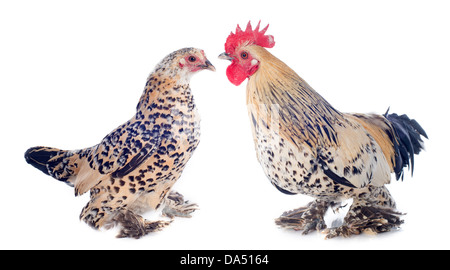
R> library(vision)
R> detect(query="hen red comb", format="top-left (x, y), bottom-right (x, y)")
top-left (225, 21), bottom-right (275, 54)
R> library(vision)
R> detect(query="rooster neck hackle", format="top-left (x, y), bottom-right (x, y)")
top-left (246, 46), bottom-right (346, 150)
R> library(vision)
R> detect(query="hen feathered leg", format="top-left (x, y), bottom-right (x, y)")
top-left (113, 210), bottom-right (171, 239)
top-left (325, 186), bottom-right (403, 238)
top-left (162, 191), bottom-right (199, 218)
top-left (80, 187), bottom-right (115, 229)
top-left (115, 191), bottom-right (197, 238)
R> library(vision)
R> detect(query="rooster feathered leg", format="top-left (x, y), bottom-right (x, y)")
top-left (325, 186), bottom-right (403, 238)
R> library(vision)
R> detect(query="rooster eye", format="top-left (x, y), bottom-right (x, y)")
top-left (241, 52), bottom-right (248, 59)
top-left (188, 56), bottom-right (197, 62)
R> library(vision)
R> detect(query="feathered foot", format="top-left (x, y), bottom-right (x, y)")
top-left (275, 200), bottom-right (329, 235)
top-left (114, 210), bottom-right (172, 239)
top-left (162, 191), bottom-right (199, 219)
top-left (324, 205), bottom-right (404, 239)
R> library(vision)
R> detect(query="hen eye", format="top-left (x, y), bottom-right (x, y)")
top-left (241, 52), bottom-right (248, 59)
top-left (188, 56), bottom-right (197, 62)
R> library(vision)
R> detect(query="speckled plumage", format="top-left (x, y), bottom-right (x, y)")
top-left (25, 48), bottom-right (215, 238)
top-left (220, 22), bottom-right (428, 238)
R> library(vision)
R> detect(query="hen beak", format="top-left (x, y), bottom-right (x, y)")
top-left (201, 59), bottom-right (216, 72)
top-left (218, 52), bottom-right (233, 61)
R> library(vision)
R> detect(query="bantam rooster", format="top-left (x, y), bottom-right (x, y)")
top-left (25, 48), bottom-right (215, 238)
top-left (219, 22), bottom-right (427, 238)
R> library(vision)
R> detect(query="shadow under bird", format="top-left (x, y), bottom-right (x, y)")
top-left (219, 21), bottom-right (428, 238)
top-left (25, 47), bottom-right (215, 239)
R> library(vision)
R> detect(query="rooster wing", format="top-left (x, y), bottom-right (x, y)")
top-left (315, 114), bottom-right (393, 189)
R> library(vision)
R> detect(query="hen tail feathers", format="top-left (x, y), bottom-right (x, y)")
top-left (25, 146), bottom-right (79, 186)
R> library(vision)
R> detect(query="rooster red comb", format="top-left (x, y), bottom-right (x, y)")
top-left (225, 21), bottom-right (275, 54)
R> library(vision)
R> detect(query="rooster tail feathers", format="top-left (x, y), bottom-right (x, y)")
top-left (25, 146), bottom-right (79, 186)
top-left (384, 112), bottom-right (428, 180)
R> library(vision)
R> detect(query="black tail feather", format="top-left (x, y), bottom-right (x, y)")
top-left (384, 111), bottom-right (428, 180)
top-left (25, 146), bottom-right (75, 183)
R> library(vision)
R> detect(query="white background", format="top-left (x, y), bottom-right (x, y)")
top-left (1, 0), bottom-right (449, 250)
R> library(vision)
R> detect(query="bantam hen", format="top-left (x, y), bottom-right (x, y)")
top-left (219, 22), bottom-right (427, 238)
top-left (25, 47), bottom-right (215, 238)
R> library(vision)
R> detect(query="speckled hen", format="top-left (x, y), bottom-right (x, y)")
top-left (219, 22), bottom-right (428, 238)
top-left (25, 48), bottom-right (215, 238)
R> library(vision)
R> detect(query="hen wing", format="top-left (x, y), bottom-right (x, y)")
top-left (73, 119), bottom-right (162, 195)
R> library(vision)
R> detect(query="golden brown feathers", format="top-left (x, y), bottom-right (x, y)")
top-left (347, 113), bottom-right (397, 172)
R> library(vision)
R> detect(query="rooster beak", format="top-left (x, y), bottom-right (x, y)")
top-left (218, 52), bottom-right (233, 61)
top-left (201, 59), bottom-right (216, 72)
